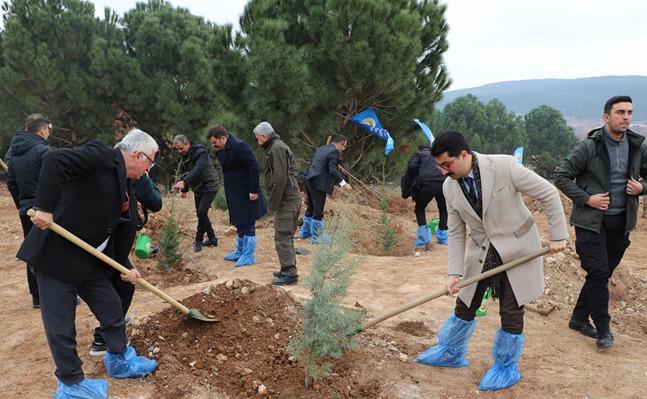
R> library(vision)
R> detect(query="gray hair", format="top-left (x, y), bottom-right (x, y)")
top-left (253, 121), bottom-right (274, 136)
top-left (172, 134), bottom-right (190, 145)
top-left (115, 128), bottom-right (159, 154)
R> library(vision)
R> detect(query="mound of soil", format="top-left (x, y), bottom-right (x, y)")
top-left (130, 279), bottom-right (381, 398)
top-left (393, 321), bottom-right (432, 337)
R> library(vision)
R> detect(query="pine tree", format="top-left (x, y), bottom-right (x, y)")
top-left (378, 196), bottom-right (398, 253)
top-left (157, 199), bottom-right (182, 272)
top-left (287, 212), bottom-right (366, 388)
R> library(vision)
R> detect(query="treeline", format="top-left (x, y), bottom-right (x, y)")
top-left (0, 0), bottom-right (451, 181)
top-left (434, 94), bottom-right (579, 178)
top-left (0, 0), bottom-right (576, 182)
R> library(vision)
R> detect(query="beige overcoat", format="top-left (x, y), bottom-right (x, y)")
top-left (444, 153), bottom-right (568, 306)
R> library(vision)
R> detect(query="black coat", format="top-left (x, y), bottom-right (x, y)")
top-left (305, 144), bottom-right (344, 194)
top-left (180, 141), bottom-right (220, 194)
top-left (17, 141), bottom-right (129, 285)
top-left (113, 174), bottom-right (162, 269)
top-left (215, 134), bottom-right (267, 226)
top-left (6, 130), bottom-right (52, 215)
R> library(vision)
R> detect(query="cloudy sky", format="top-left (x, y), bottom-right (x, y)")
top-left (7, 0), bottom-right (647, 90)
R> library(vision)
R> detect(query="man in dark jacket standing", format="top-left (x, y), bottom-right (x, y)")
top-left (17, 129), bottom-right (158, 397)
top-left (254, 122), bottom-right (301, 285)
top-left (6, 113), bottom-right (53, 308)
top-left (554, 96), bottom-right (647, 350)
top-left (173, 134), bottom-right (221, 252)
top-left (208, 124), bottom-right (267, 267)
top-left (406, 141), bottom-right (448, 251)
top-left (301, 134), bottom-right (352, 244)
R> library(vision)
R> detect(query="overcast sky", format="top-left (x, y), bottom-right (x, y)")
top-left (6, 1), bottom-right (647, 90)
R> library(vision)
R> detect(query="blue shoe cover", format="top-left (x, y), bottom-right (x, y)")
top-left (415, 225), bottom-right (429, 246)
top-left (235, 236), bottom-right (256, 267)
top-left (54, 378), bottom-right (108, 399)
top-left (298, 216), bottom-right (312, 239)
top-left (479, 328), bottom-right (524, 391)
top-left (309, 219), bottom-right (329, 244)
top-left (436, 229), bottom-right (448, 245)
top-left (424, 225), bottom-right (432, 244)
top-left (224, 236), bottom-right (243, 261)
top-left (416, 313), bottom-right (476, 367)
top-left (104, 346), bottom-right (157, 378)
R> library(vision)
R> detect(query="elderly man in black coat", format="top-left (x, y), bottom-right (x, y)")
top-left (17, 129), bottom-right (158, 398)
top-left (208, 124), bottom-right (267, 266)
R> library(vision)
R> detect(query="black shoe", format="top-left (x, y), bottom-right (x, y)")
top-left (595, 323), bottom-right (614, 349)
top-left (272, 275), bottom-right (298, 286)
top-left (568, 318), bottom-right (598, 339)
top-left (272, 271), bottom-right (282, 277)
top-left (202, 238), bottom-right (219, 247)
top-left (193, 242), bottom-right (203, 253)
top-left (32, 296), bottom-right (40, 309)
top-left (89, 340), bottom-right (107, 357)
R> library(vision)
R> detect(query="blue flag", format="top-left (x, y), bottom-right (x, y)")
top-left (414, 119), bottom-right (434, 144)
top-left (349, 108), bottom-right (394, 155)
top-left (513, 147), bottom-right (524, 165)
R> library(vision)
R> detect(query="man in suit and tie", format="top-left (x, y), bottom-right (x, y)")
top-left (416, 131), bottom-right (568, 391)
top-left (299, 134), bottom-right (352, 243)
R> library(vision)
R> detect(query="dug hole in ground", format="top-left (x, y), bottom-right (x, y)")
top-left (1, 188), bottom-right (647, 398)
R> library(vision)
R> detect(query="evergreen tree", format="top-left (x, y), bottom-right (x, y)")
top-left (524, 105), bottom-right (578, 178)
top-left (157, 199), bottom-right (182, 272)
top-left (288, 212), bottom-right (365, 388)
top-left (241, 0), bottom-right (451, 178)
top-left (435, 94), bottom-right (527, 155)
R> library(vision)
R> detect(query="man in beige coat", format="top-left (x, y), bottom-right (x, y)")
top-left (416, 131), bottom-right (568, 391)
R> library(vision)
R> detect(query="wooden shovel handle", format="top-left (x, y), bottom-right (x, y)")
top-left (27, 209), bottom-right (190, 316)
top-left (360, 247), bottom-right (550, 332)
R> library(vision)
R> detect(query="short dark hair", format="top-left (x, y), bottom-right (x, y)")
top-left (418, 141), bottom-right (431, 151)
top-left (331, 134), bottom-right (348, 144)
top-left (207, 124), bottom-right (229, 140)
top-left (25, 114), bottom-right (50, 134)
top-left (604, 96), bottom-right (632, 114)
top-left (430, 131), bottom-right (471, 157)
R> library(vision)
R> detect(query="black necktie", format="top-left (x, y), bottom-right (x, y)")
top-left (464, 177), bottom-right (478, 204)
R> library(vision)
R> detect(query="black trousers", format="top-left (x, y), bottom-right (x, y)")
top-left (194, 190), bottom-right (217, 243)
top-left (94, 274), bottom-right (135, 344)
top-left (304, 180), bottom-right (327, 221)
top-left (19, 214), bottom-right (39, 297)
top-left (37, 271), bottom-right (127, 385)
top-left (573, 212), bottom-right (629, 326)
top-left (413, 182), bottom-right (448, 229)
top-left (454, 272), bottom-right (524, 334)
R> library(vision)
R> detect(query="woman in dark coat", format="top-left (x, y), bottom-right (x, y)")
top-left (208, 124), bottom-right (266, 266)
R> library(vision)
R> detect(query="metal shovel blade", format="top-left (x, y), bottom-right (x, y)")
top-left (187, 308), bottom-right (218, 322)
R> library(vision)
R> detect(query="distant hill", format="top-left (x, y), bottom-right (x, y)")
top-left (437, 76), bottom-right (647, 126)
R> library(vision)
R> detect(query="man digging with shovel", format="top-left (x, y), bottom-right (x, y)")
top-left (17, 129), bottom-right (158, 398)
top-left (416, 131), bottom-right (568, 391)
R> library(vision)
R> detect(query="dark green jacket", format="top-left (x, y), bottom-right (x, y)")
top-left (554, 127), bottom-right (647, 233)
top-left (261, 134), bottom-right (300, 212)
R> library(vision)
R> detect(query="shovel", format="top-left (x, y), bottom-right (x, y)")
top-left (27, 209), bottom-right (217, 322)
top-left (353, 247), bottom-right (550, 335)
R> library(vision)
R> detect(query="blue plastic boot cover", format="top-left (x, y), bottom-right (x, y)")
top-left (309, 219), bottom-right (329, 244)
top-left (224, 236), bottom-right (243, 261)
top-left (54, 378), bottom-right (108, 399)
top-left (235, 236), bottom-right (256, 267)
top-left (104, 346), bottom-right (157, 378)
top-left (479, 328), bottom-right (524, 391)
top-left (416, 313), bottom-right (476, 367)
top-left (436, 229), bottom-right (448, 245)
top-left (424, 225), bottom-right (432, 244)
top-left (415, 225), bottom-right (429, 246)
top-left (299, 216), bottom-right (312, 239)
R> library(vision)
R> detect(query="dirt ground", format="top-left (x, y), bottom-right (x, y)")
top-left (1, 187), bottom-right (647, 399)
